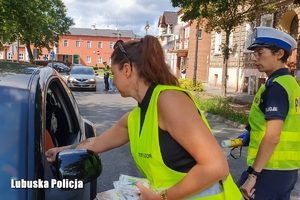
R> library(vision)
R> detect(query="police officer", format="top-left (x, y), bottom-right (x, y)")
top-left (237, 26), bottom-right (300, 200)
top-left (103, 61), bottom-right (110, 91)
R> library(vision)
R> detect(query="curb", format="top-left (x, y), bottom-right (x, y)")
top-left (202, 111), bottom-right (246, 130)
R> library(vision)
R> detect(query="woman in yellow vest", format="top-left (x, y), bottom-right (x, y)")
top-left (237, 26), bottom-right (300, 200)
top-left (46, 36), bottom-right (242, 199)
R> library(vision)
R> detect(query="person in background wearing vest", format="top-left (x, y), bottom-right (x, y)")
top-left (237, 26), bottom-right (300, 200)
top-left (46, 36), bottom-right (242, 199)
top-left (109, 68), bottom-right (117, 92)
top-left (103, 61), bottom-right (110, 91)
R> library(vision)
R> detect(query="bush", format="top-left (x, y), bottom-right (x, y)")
top-left (179, 79), bottom-right (204, 92)
top-left (194, 94), bottom-right (249, 125)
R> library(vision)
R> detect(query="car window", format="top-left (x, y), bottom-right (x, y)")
top-left (70, 67), bottom-right (94, 75)
top-left (44, 78), bottom-right (84, 199)
top-left (45, 79), bottom-right (81, 148)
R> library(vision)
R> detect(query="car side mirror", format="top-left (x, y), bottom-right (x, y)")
top-left (84, 119), bottom-right (97, 138)
top-left (55, 149), bottom-right (102, 184)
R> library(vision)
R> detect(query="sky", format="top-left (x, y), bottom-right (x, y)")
top-left (61, 0), bottom-right (179, 37)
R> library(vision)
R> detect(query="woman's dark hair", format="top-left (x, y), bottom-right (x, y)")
top-left (111, 35), bottom-right (179, 86)
top-left (268, 46), bottom-right (290, 63)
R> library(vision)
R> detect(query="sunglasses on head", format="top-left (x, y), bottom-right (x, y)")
top-left (113, 40), bottom-right (132, 69)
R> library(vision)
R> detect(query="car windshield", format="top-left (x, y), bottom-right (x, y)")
top-left (0, 87), bottom-right (28, 199)
top-left (70, 67), bottom-right (94, 75)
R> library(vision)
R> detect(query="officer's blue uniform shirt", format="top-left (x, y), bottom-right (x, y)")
top-left (259, 68), bottom-right (289, 120)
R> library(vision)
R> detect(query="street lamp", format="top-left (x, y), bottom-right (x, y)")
top-left (144, 21), bottom-right (150, 35)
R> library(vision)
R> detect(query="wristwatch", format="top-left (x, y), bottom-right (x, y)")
top-left (160, 189), bottom-right (168, 200)
top-left (247, 166), bottom-right (260, 177)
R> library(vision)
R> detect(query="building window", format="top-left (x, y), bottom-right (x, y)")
top-left (197, 29), bottom-right (203, 40)
top-left (183, 27), bottom-right (190, 49)
top-left (261, 14), bottom-right (273, 27)
top-left (63, 55), bottom-right (69, 62)
top-left (86, 56), bottom-right (91, 63)
top-left (229, 31), bottom-right (233, 50)
top-left (0, 52), bottom-right (2, 59)
top-left (109, 42), bottom-right (114, 49)
top-left (290, 15), bottom-right (299, 39)
top-left (185, 27), bottom-right (190, 38)
top-left (97, 56), bottom-right (102, 63)
top-left (7, 52), bottom-right (12, 60)
top-left (19, 53), bottom-right (24, 60)
top-left (214, 32), bottom-right (222, 55)
top-left (244, 22), bottom-right (256, 52)
top-left (108, 57), bottom-right (111, 64)
top-left (98, 42), bottom-right (102, 48)
top-left (64, 40), bottom-right (68, 47)
top-left (87, 41), bottom-right (91, 48)
top-left (76, 40), bottom-right (80, 48)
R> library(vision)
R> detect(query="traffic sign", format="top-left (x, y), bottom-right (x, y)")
top-left (97, 50), bottom-right (100, 55)
top-left (43, 54), bottom-right (48, 60)
top-left (50, 51), bottom-right (55, 58)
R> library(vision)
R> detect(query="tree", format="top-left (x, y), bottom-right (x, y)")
top-left (0, 0), bottom-right (74, 62)
top-left (171, 0), bottom-right (277, 96)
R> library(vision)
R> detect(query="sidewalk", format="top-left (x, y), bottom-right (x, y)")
top-left (203, 83), bottom-right (254, 104)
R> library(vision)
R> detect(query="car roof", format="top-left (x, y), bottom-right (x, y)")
top-left (72, 65), bottom-right (85, 67)
top-left (72, 65), bottom-right (91, 68)
top-left (0, 61), bottom-right (54, 89)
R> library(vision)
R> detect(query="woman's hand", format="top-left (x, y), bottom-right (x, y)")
top-left (45, 146), bottom-right (68, 162)
top-left (136, 182), bottom-right (160, 200)
top-left (239, 175), bottom-right (256, 200)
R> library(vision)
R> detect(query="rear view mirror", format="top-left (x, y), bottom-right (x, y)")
top-left (55, 149), bottom-right (102, 184)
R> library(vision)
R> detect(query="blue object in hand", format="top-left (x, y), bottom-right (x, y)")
top-left (237, 131), bottom-right (250, 147)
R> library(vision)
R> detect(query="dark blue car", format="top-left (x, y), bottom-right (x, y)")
top-left (47, 62), bottom-right (71, 73)
top-left (0, 62), bottom-right (101, 200)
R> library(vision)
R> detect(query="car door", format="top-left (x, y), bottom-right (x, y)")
top-left (43, 77), bottom-right (92, 200)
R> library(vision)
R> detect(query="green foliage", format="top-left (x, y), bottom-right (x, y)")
top-left (194, 94), bottom-right (249, 125)
top-left (171, 0), bottom-right (277, 96)
top-left (0, 0), bottom-right (74, 61)
top-left (179, 79), bottom-right (204, 91)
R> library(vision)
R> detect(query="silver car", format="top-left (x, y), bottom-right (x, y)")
top-left (67, 66), bottom-right (97, 91)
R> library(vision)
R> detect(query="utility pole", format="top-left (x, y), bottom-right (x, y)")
top-left (16, 35), bottom-right (19, 63)
top-left (193, 21), bottom-right (200, 87)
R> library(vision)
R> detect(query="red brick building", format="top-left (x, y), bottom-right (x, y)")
top-left (0, 27), bottom-right (140, 67)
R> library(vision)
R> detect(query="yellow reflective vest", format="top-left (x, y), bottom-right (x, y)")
top-left (248, 75), bottom-right (300, 169)
top-left (128, 85), bottom-right (242, 199)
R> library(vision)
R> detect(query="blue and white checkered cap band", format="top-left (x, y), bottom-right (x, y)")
top-left (247, 26), bottom-right (297, 51)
